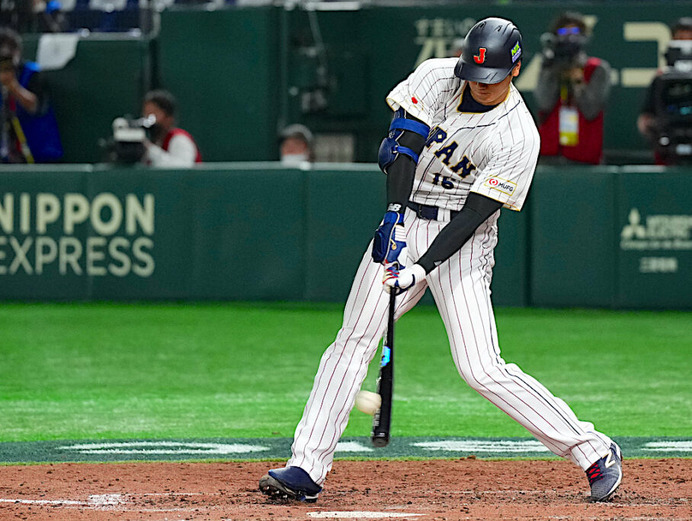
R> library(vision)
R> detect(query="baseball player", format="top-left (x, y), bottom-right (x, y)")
top-left (260, 17), bottom-right (622, 503)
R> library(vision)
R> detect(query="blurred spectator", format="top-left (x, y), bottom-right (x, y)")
top-left (637, 17), bottom-right (692, 165)
top-left (0, 27), bottom-right (63, 163)
top-left (34, 0), bottom-right (69, 33)
top-left (279, 123), bottom-right (313, 166)
top-left (141, 89), bottom-right (201, 167)
top-left (0, 0), bottom-right (67, 33)
top-left (0, 0), bottom-right (33, 33)
top-left (534, 11), bottom-right (611, 165)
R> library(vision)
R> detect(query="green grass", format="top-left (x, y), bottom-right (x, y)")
top-left (0, 302), bottom-right (690, 442)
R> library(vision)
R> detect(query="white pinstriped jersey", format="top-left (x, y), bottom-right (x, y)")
top-left (386, 57), bottom-right (540, 212)
top-left (284, 49), bottom-right (614, 495)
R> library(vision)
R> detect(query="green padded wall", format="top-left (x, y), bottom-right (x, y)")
top-left (1, 164), bottom-right (690, 308)
top-left (615, 167), bottom-right (692, 308)
top-left (157, 8), bottom-right (280, 162)
top-left (23, 35), bottom-right (152, 163)
top-left (530, 167), bottom-right (618, 308)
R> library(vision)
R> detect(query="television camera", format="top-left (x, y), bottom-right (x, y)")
top-left (652, 40), bottom-right (692, 164)
top-left (101, 114), bottom-right (156, 164)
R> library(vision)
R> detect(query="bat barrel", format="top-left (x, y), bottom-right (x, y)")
top-left (371, 291), bottom-right (396, 447)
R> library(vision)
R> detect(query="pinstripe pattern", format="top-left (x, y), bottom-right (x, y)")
top-left (387, 58), bottom-right (539, 213)
top-left (286, 58), bottom-right (612, 486)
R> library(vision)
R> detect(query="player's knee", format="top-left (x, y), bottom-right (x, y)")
top-left (464, 373), bottom-right (491, 392)
top-left (460, 361), bottom-right (507, 392)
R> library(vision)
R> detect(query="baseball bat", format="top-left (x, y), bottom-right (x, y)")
top-left (371, 290), bottom-right (396, 448)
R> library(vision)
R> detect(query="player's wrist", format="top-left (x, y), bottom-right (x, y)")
top-left (416, 257), bottom-right (435, 274)
top-left (383, 207), bottom-right (405, 226)
top-left (385, 203), bottom-right (405, 218)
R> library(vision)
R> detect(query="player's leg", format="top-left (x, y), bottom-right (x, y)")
top-left (287, 237), bottom-right (427, 486)
top-left (426, 223), bottom-right (613, 471)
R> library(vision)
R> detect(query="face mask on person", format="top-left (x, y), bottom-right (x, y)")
top-left (281, 153), bottom-right (310, 166)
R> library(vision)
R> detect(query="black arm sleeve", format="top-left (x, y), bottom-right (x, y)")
top-left (417, 193), bottom-right (503, 273)
top-left (385, 112), bottom-right (428, 212)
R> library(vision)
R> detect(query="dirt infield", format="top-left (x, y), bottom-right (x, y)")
top-left (0, 459), bottom-right (689, 520)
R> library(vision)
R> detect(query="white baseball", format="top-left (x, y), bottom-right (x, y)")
top-left (355, 390), bottom-right (381, 415)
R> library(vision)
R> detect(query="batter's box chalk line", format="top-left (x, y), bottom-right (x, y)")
top-left (0, 492), bottom-right (210, 512)
top-left (307, 513), bottom-right (424, 519)
top-left (0, 494), bottom-right (125, 508)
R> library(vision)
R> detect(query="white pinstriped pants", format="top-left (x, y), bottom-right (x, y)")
top-left (288, 208), bottom-right (613, 485)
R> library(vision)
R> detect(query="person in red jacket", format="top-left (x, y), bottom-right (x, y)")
top-left (141, 89), bottom-right (201, 167)
top-left (534, 12), bottom-right (611, 165)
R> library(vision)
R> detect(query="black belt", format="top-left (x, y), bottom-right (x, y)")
top-left (407, 201), bottom-right (459, 220)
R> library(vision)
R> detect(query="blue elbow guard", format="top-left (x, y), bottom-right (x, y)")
top-left (378, 111), bottom-right (430, 173)
top-left (389, 115), bottom-right (430, 139)
top-left (378, 136), bottom-right (419, 172)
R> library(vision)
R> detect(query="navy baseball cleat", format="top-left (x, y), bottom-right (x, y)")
top-left (259, 466), bottom-right (322, 503)
top-left (586, 443), bottom-right (623, 502)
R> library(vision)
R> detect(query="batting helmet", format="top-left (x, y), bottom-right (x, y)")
top-left (454, 17), bottom-right (523, 84)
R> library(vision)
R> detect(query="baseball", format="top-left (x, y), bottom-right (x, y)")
top-left (355, 390), bottom-right (381, 415)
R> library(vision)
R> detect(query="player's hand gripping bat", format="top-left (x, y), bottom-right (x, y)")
top-left (371, 290), bottom-right (396, 447)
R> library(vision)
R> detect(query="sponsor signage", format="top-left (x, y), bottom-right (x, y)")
top-left (0, 192), bottom-right (155, 278)
top-left (616, 173), bottom-right (692, 307)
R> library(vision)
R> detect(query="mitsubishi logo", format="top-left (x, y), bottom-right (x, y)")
top-left (621, 208), bottom-right (647, 239)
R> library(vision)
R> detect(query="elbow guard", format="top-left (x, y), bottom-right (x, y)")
top-left (378, 110), bottom-right (430, 174)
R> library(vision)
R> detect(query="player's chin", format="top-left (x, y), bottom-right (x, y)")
top-left (469, 85), bottom-right (489, 98)
top-left (472, 88), bottom-right (503, 106)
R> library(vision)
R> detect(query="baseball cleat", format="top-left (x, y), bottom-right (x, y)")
top-left (259, 466), bottom-right (322, 503)
top-left (586, 443), bottom-right (623, 502)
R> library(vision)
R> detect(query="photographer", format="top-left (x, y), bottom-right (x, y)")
top-left (637, 17), bottom-right (692, 165)
top-left (141, 89), bottom-right (201, 167)
top-left (0, 27), bottom-right (62, 163)
top-left (534, 12), bottom-right (611, 165)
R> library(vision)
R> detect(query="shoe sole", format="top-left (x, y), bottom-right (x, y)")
top-left (259, 474), bottom-right (319, 503)
top-left (591, 469), bottom-right (622, 502)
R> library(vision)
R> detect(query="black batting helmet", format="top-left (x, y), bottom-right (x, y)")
top-left (454, 17), bottom-right (523, 84)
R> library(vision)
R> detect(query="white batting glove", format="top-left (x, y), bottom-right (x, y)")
top-left (383, 263), bottom-right (426, 294)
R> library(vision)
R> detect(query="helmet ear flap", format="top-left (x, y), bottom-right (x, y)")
top-left (454, 57), bottom-right (464, 79)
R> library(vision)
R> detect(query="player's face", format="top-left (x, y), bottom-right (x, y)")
top-left (467, 63), bottom-right (521, 106)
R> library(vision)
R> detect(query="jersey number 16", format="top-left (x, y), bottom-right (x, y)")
top-left (431, 173), bottom-right (455, 189)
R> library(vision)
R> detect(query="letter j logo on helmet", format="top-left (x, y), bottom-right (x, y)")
top-left (473, 48), bottom-right (487, 64)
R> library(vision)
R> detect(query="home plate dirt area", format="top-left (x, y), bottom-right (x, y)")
top-left (0, 459), bottom-right (689, 520)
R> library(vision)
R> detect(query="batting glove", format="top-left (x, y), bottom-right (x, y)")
top-left (383, 263), bottom-right (426, 294)
top-left (372, 207), bottom-right (406, 264)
